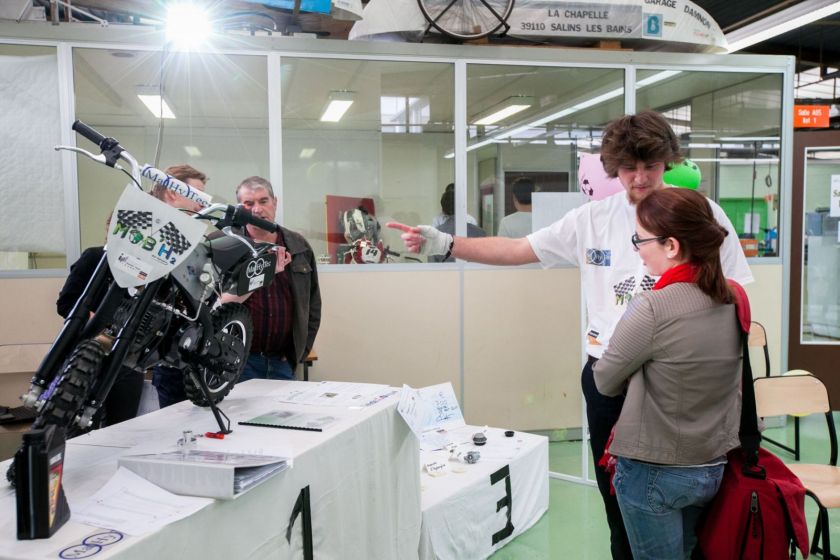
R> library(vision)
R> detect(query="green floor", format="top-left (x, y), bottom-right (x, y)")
top-left (489, 414), bottom-right (840, 558)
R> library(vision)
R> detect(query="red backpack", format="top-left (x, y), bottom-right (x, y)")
top-left (696, 282), bottom-right (809, 559)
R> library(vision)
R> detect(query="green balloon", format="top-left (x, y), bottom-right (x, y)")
top-left (664, 159), bottom-right (701, 190)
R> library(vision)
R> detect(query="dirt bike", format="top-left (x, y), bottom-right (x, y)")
top-left (8, 121), bottom-right (281, 485)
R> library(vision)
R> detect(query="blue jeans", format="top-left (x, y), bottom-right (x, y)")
top-left (613, 457), bottom-right (724, 560)
top-left (152, 365), bottom-right (186, 409)
top-left (238, 354), bottom-right (294, 382)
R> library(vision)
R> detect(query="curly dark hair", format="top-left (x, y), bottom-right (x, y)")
top-left (600, 111), bottom-right (682, 177)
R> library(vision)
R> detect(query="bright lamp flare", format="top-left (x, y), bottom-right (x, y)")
top-left (166, 3), bottom-right (211, 50)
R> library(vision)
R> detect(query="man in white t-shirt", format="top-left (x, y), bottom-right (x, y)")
top-left (388, 111), bottom-right (752, 560)
top-left (497, 177), bottom-right (534, 238)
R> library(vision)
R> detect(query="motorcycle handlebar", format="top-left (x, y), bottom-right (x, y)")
top-left (231, 206), bottom-right (280, 233)
top-left (72, 120), bottom-right (110, 149)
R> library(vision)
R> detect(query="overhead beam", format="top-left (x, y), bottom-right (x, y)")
top-left (725, 0), bottom-right (840, 52)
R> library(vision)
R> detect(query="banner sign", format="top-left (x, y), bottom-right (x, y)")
top-left (510, 2), bottom-right (642, 39)
top-left (107, 186), bottom-right (207, 288)
top-left (350, 0), bottom-right (726, 52)
top-left (794, 105), bottom-right (830, 128)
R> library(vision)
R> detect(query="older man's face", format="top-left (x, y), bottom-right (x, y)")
top-left (238, 186), bottom-right (277, 224)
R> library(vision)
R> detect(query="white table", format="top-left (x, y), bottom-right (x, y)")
top-left (0, 380), bottom-right (420, 560)
top-left (419, 426), bottom-right (548, 560)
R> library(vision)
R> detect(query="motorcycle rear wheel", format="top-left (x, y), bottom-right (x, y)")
top-left (184, 303), bottom-right (252, 407)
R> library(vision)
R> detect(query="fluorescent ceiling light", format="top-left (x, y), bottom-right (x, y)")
top-left (811, 150), bottom-right (840, 159)
top-left (718, 136), bottom-right (780, 142)
top-left (299, 148), bottom-right (316, 159)
top-left (473, 96), bottom-right (534, 125)
top-left (184, 145), bottom-right (201, 157)
top-left (725, 0), bottom-right (840, 53)
top-left (137, 89), bottom-right (176, 119)
top-left (691, 158), bottom-right (780, 164)
top-left (636, 70), bottom-right (682, 87)
top-left (446, 69), bottom-right (677, 159)
top-left (320, 91), bottom-right (355, 122)
top-left (166, 2), bottom-right (212, 51)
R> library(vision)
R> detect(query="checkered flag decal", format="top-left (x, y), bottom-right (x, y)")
top-left (613, 276), bottom-right (636, 306)
top-left (117, 210), bottom-right (152, 231)
top-left (157, 221), bottom-right (192, 255)
top-left (614, 276), bottom-right (636, 297)
top-left (640, 275), bottom-right (657, 292)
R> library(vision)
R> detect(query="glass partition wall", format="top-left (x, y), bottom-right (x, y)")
top-left (73, 48), bottom-right (270, 250)
top-left (466, 65), bottom-right (625, 238)
top-left (637, 70), bottom-right (784, 257)
top-left (0, 37), bottom-right (791, 485)
top-left (0, 44), bottom-right (65, 270)
top-left (802, 148), bottom-right (840, 344)
top-left (279, 58), bottom-right (454, 264)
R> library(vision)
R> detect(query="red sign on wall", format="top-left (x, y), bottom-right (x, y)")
top-left (794, 105), bottom-right (830, 128)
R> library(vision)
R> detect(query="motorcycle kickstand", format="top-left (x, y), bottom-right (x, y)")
top-left (194, 373), bottom-right (232, 435)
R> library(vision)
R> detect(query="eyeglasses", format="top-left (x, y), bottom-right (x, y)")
top-left (631, 233), bottom-right (666, 251)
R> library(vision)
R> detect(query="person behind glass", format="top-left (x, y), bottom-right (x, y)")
top-left (429, 189), bottom-right (486, 262)
top-left (593, 187), bottom-right (743, 559)
top-left (431, 183), bottom-right (478, 228)
top-left (219, 176), bottom-right (321, 382)
top-left (57, 164), bottom-right (207, 419)
top-left (144, 165), bottom-right (209, 408)
top-left (497, 178), bottom-right (534, 238)
top-left (387, 110), bottom-right (752, 559)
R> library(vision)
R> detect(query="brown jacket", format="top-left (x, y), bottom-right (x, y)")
top-left (593, 282), bottom-right (741, 465)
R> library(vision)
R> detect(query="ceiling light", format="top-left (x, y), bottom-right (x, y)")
top-left (184, 145), bottom-right (201, 157)
top-left (136, 87), bottom-right (176, 119)
top-left (811, 150), bottom-right (840, 159)
top-left (320, 91), bottom-right (355, 122)
top-left (636, 70), bottom-right (682, 87)
top-left (299, 148), bottom-right (316, 159)
top-left (725, 0), bottom-right (840, 53)
top-left (166, 2), bottom-right (212, 51)
top-left (473, 96), bottom-right (534, 125)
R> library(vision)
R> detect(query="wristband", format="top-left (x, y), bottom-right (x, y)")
top-left (442, 238), bottom-right (455, 261)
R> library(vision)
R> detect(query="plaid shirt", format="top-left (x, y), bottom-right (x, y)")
top-left (245, 229), bottom-right (294, 356)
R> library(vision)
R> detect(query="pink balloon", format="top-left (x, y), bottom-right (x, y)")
top-left (578, 152), bottom-right (624, 201)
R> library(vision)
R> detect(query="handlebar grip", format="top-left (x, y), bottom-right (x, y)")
top-left (72, 120), bottom-right (108, 148)
top-left (236, 207), bottom-right (279, 233)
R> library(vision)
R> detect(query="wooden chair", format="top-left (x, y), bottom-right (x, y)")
top-left (750, 321), bottom-right (801, 460)
top-left (302, 349), bottom-right (318, 382)
top-left (754, 374), bottom-right (840, 559)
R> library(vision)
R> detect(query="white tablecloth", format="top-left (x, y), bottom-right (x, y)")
top-left (419, 427), bottom-right (548, 560)
top-left (0, 380), bottom-right (420, 560)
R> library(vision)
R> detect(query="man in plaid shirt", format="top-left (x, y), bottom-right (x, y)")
top-left (220, 176), bottom-right (321, 382)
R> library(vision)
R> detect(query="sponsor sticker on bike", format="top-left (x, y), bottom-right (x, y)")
top-left (107, 186), bottom-right (207, 288)
top-left (236, 252), bottom-right (276, 295)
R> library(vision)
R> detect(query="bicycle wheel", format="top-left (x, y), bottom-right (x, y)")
top-left (418, 0), bottom-right (515, 41)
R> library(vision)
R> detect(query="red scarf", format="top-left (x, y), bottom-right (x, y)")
top-left (652, 262), bottom-right (751, 331)
top-left (653, 263), bottom-right (699, 290)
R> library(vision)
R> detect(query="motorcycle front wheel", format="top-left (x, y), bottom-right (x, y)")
top-left (184, 303), bottom-right (252, 407)
top-left (6, 339), bottom-right (105, 486)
